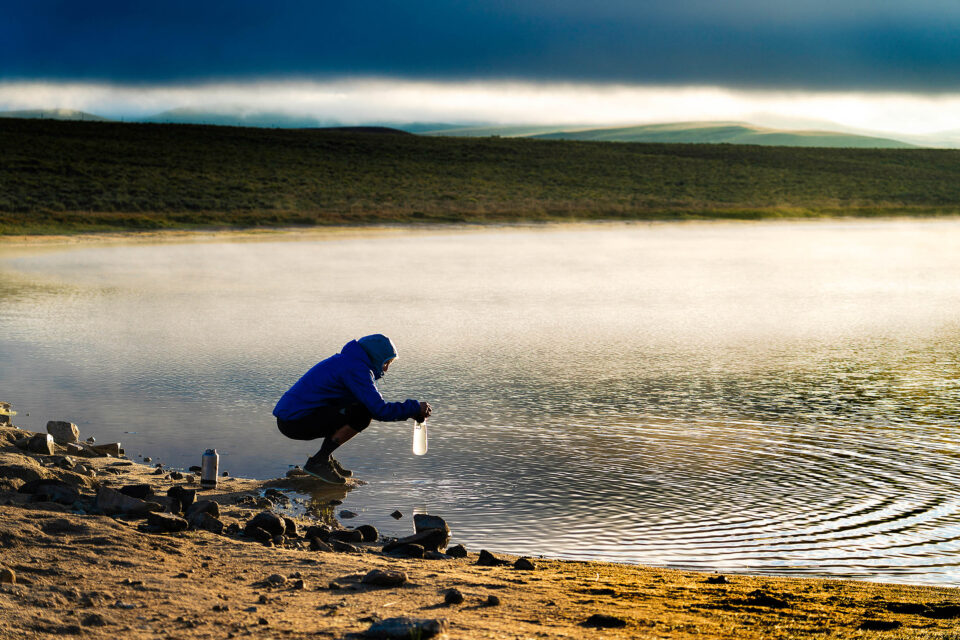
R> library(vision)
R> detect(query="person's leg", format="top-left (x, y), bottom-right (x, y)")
top-left (308, 403), bottom-right (372, 475)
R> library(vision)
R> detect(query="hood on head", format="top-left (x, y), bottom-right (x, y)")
top-left (357, 334), bottom-right (398, 380)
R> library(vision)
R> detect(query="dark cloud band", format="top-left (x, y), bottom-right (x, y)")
top-left (4, 1), bottom-right (960, 90)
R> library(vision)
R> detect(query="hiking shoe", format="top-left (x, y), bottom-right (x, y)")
top-left (302, 458), bottom-right (346, 485)
top-left (329, 456), bottom-right (353, 478)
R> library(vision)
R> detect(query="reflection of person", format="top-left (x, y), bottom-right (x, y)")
top-left (273, 334), bottom-right (432, 484)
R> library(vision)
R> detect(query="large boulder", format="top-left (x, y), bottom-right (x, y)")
top-left (413, 514), bottom-right (450, 535)
top-left (46, 421), bottom-right (79, 445)
top-left (27, 434), bottom-right (54, 456)
top-left (383, 529), bottom-right (449, 553)
top-left (146, 512), bottom-right (189, 533)
top-left (188, 512), bottom-right (224, 535)
top-left (18, 479), bottom-right (80, 505)
top-left (185, 500), bottom-right (220, 519)
top-left (362, 617), bottom-right (448, 639)
top-left (247, 512), bottom-right (285, 537)
top-left (95, 487), bottom-right (162, 515)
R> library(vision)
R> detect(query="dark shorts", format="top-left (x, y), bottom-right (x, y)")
top-left (276, 402), bottom-right (372, 441)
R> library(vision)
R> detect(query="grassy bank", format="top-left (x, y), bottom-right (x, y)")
top-left (2, 118), bottom-right (960, 235)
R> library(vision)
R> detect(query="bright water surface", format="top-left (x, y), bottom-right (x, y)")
top-left (2, 220), bottom-right (960, 585)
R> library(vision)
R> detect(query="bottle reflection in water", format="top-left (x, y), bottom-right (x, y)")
top-left (413, 421), bottom-right (428, 456)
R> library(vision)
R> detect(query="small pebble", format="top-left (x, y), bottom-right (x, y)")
top-left (390, 510), bottom-right (403, 519)
top-left (444, 588), bottom-right (464, 605)
top-left (483, 595), bottom-right (501, 607)
top-left (0, 568), bottom-right (15, 584)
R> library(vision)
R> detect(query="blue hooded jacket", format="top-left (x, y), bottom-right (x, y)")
top-left (273, 337), bottom-right (421, 422)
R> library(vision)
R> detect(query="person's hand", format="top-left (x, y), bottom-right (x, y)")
top-left (416, 402), bottom-right (432, 422)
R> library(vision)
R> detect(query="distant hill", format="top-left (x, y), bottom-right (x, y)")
top-left (421, 121), bottom-right (917, 148)
top-left (416, 124), bottom-right (593, 137)
top-left (531, 122), bottom-right (917, 148)
top-left (0, 108), bottom-right (111, 122)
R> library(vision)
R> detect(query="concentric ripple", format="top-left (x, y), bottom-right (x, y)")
top-left (4, 221), bottom-right (960, 585)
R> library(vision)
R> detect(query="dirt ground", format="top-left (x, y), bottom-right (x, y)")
top-left (2, 422), bottom-right (960, 640)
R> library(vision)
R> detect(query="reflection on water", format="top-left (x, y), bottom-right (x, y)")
top-left (2, 220), bottom-right (960, 585)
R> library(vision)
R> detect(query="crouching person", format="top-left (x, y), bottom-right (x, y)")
top-left (273, 334), bottom-right (431, 484)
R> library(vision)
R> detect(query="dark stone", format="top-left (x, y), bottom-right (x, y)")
top-left (483, 595), bottom-right (500, 607)
top-left (390, 510), bottom-right (403, 519)
top-left (356, 524), bottom-right (379, 542)
top-left (386, 544), bottom-right (424, 559)
top-left (443, 588), bottom-right (463, 605)
top-left (119, 484), bottom-right (153, 500)
top-left (188, 466), bottom-right (202, 473)
top-left (305, 524), bottom-right (332, 541)
top-left (425, 551), bottom-right (452, 560)
top-left (54, 456), bottom-right (76, 470)
top-left (166, 486), bottom-right (196, 514)
top-left (513, 557), bottom-right (536, 571)
top-left (382, 529), bottom-right (448, 553)
top-left (705, 575), bottom-right (729, 584)
top-left (413, 514), bottom-right (449, 534)
top-left (339, 509), bottom-right (358, 519)
top-left (189, 512), bottom-right (224, 535)
top-left (18, 479), bottom-right (79, 505)
top-left (95, 487), bottom-right (161, 515)
top-left (168, 471), bottom-right (184, 480)
top-left (583, 614), bottom-right (627, 629)
top-left (146, 512), bottom-right (189, 533)
top-left (185, 500), bottom-right (220, 519)
top-left (309, 537), bottom-right (333, 552)
top-left (248, 512), bottom-right (285, 537)
top-left (859, 620), bottom-right (902, 631)
top-left (330, 540), bottom-right (360, 553)
top-left (362, 617), bottom-right (447, 639)
top-left (244, 525), bottom-right (273, 543)
top-left (361, 569), bottom-right (407, 587)
top-left (329, 529), bottom-right (363, 543)
top-left (282, 517), bottom-right (298, 538)
top-left (446, 544), bottom-right (467, 558)
top-left (476, 550), bottom-right (509, 567)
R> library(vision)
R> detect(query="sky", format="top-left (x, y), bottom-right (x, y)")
top-left (3, 1), bottom-right (960, 135)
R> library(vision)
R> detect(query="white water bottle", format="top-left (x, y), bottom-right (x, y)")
top-left (413, 420), bottom-right (428, 456)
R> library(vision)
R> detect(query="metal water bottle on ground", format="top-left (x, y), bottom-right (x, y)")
top-left (201, 449), bottom-right (219, 487)
top-left (413, 421), bottom-right (428, 456)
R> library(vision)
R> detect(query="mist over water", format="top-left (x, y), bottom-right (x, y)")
top-left (3, 220), bottom-right (960, 584)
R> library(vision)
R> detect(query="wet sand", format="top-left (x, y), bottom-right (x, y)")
top-left (2, 417), bottom-right (960, 640)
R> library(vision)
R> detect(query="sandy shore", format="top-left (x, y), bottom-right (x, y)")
top-left (3, 414), bottom-right (960, 640)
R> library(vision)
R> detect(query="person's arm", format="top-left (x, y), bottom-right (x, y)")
top-left (344, 367), bottom-right (421, 422)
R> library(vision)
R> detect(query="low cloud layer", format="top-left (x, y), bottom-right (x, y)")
top-left (4, 79), bottom-right (960, 137)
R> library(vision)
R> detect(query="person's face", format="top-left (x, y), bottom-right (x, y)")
top-left (383, 357), bottom-right (395, 373)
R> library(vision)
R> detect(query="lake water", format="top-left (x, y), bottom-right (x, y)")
top-left (3, 220), bottom-right (960, 585)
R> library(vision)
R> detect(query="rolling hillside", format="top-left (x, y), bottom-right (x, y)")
top-left (2, 117), bottom-right (959, 235)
